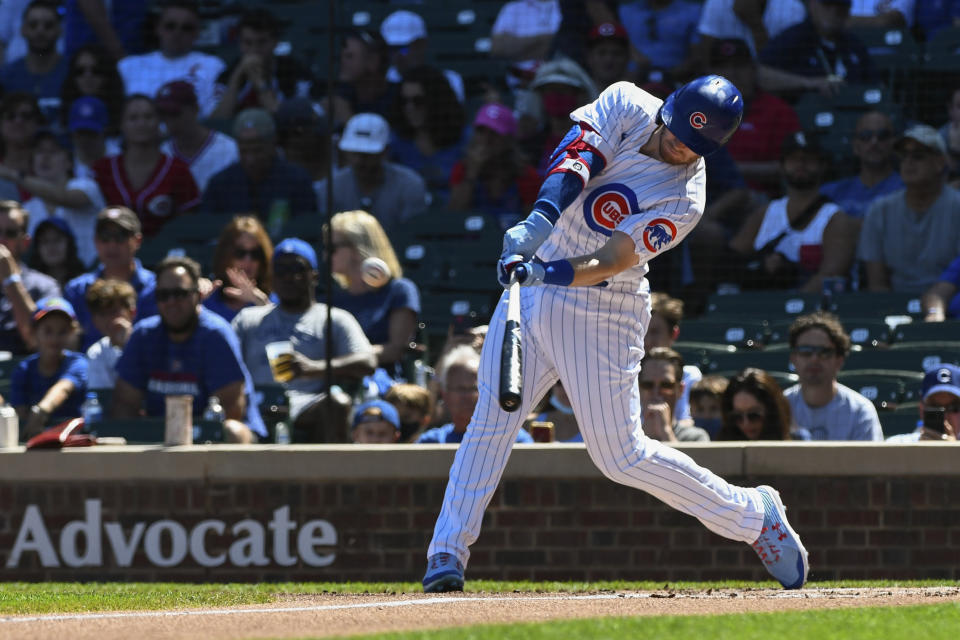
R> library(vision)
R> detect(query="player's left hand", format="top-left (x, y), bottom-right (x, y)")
top-left (514, 262), bottom-right (545, 287)
top-left (497, 253), bottom-right (524, 287)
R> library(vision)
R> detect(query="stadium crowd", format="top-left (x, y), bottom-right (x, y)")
top-left (1, 0), bottom-right (959, 445)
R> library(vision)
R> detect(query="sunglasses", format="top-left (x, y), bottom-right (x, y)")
top-left (928, 402), bottom-right (960, 414)
top-left (730, 410), bottom-right (765, 424)
top-left (855, 129), bottom-right (893, 142)
top-left (638, 380), bottom-right (678, 392)
top-left (233, 247), bottom-right (265, 260)
top-left (96, 230), bottom-right (131, 243)
top-left (0, 227), bottom-right (23, 239)
top-left (155, 287), bottom-right (197, 302)
top-left (161, 21), bottom-right (198, 34)
top-left (792, 345), bottom-right (837, 359)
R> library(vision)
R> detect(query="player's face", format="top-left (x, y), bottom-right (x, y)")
top-left (638, 360), bottom-right (681, 414)
top-left (35, 313), bottom-right (75, 355)
top-left (659, 128), bottom-right (700, 165)
top-left (352, 420), bottom-right (399, 444)
top-left (156, 267), bottom-right (200, 334)
top-left (443, 365), bottom-right (479, 429)
top-left (790, 328), bottom-right (843, 386)
top-left (730, 391), bottom-right (766, 440)
top-left (157, 8), bottom-right (200, 57)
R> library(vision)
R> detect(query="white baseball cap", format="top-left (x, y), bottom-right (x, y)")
top-left (380, 10), bottom-right (427, 46)
top-left (338, 113), bottom-right (390, 154)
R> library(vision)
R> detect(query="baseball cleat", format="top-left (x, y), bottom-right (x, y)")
top-left (423, 553), bottom-right (465, 593)
top-left (752, 485), bottom-right (809, 589)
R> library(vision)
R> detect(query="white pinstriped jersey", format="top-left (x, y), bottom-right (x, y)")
top-left (535, 82), bottom-right (706, 291)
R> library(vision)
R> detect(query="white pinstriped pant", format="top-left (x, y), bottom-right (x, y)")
top-left (427, 282), bottom-right (766, 566)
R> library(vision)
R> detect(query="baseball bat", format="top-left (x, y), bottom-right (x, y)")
top-left (498, 278), bottom-right (523, 412)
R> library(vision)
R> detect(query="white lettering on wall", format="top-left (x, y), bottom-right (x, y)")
top-left (143, 520), bottom-right (189, 567)
top-left (6, 505), bottom-right (59, 568)
top-left (60, 500), bottom-right (103, 567)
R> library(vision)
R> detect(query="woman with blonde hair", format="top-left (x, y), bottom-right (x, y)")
top-left (329, 209), bottom-right (420, 380)
top-left (203, 215), bottom-right (273, 322)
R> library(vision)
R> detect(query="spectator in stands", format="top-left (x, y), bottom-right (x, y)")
top-left (26, 219), bottom-right (85, 287)
top-left (389, 65), bottom-right (466, 203)
top-left (212, 8), bottom-right (317, 120)
top-left (526, 57), bottom-right (598, 176)
top-left (0, 1), bottom-right (69, 126)
top-left (584, 22), bottom-right (632, 91)
top-left (0, 92), bottom-right (43, 189)
top-left (696, 0), bottom-right (806, 57)
top-left (718, 368), bottom-right (805, 440)
top-left (709, 38), bottom-right (800, 196)
top-left (418, 345), bottom-right (535, 444)
top-left (380, 10), bottom-right (465, 103)
top-left (59, 44), bottom-right (125, 135)
top-left (645, 292), bottom-right (702, 421)
top-left (156, 80), bottom-right (238, 193)
top-left (784, 311), bottom-right (883, 440)
top-left (690, 375), bottom-right (728, 439)
top-left (85, 278), bottom-right (135, 390)
top-left (65, 206), bottom-right (157, 350)
top-left (759, 0), bottom-right (876, 95)
top-left (329, 210), bottom-right (420, 379)
top-left (384, 382), bottom-right (433, 443)
top-left (0, 0), bottom-right (64, 66)
top-left (94, 95), bottom-right (200, 237)
top-left (490, 0), bottom-right (562, 93)
top-left (547, 0), bottom-right (619, 67)
top-left (204, 215), bottom-right (272, 323)
top-left (0, 200), bottom-right (59, 354)
top-left (847, 0), bottom-right (913, 28)
top-left (821, 110), bottom-right (903, 220)
top-left (68, 96), bottom-right (113, 180)
top-left (887, 364), bottom-right (960, 442)
top-left (449, 103), bottom-right (540, 229)
top-left (922, 254), bottom-right (960, 321)
top-left (938, 87), bottom-right (960, 181)
top-left (729, 131), bottom-right (859, 292)
top-left (325, 28), bottom-right (392, 129)
top-left (915, 2), bottom-right (960, 41)
top-left (12, 296), bottom-right (86, 437)
top-left (63, 0), bottom-right (148, 60)
top-left (860, 125), bottom-right (960, 292)
top-left (117, 1), bottom-right (225, 118)
top-left (315, 113), bottom-right (428, 233)
top-left (639, 347), bottom-right (710, 442)
top-left (114, 255), bottom-right (266, 443)
top-left (232, 239), bottom-right (377, 443)
top-left (619, 0), bottom-right (703, 83)
top-left (202, 108), bottom-right (316, 223)
top-left (351, 399), bottom-right (402, 444)
top-left (275, 98), bottom-right (330, 187)
top-left (15, 130), bottom-right (105, 266)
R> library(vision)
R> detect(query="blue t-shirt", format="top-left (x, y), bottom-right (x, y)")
top-left (619, 1), bottom-right (701, 71)
top-left (64, 260), bottom-right (158, 350)
top-left (389, 131), bottom-right (466, 202)
top-left (820, 173), bottom-right (904, 219)
top-left (332, 277), bottom-right (421, 346)
top-left (116, 308), bottom-right (266, 437)
top-left (417, 422), bottom-right (534, 444)
top-left (11, 350), bottom-right (88, 420)
top-left (0, 265), bottom-right (60, 354)
top-left (0, 56), bottom-right (69, 124)
top-left (915, 0), bottom-right (960, 40)
top-left (64, 0), bottom-right (149, 56)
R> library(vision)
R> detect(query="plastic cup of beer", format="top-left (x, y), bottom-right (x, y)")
top-left (164, 395), bottom-right (193, 446)
top-left (529, 421), bottom-right (555, 443)
top-left (265, 341), bottom-right (295, 383)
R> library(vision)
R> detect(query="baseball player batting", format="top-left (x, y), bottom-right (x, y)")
top-left (422, 76), bottom-right (808, 593)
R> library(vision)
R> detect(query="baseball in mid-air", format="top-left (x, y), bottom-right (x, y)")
top-left (361, 257), bottom-right (391, 287)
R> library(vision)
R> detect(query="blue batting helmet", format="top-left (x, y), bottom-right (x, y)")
top-left (659, 75), bottom-right (743, 157)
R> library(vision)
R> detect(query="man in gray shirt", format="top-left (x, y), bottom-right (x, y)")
top-left (314, 112), bottom-right (428, 233)
top-left (784, 311), bottom-right (882, 441)
top-left (232, 238), bottom-right (376, 442)
top-left (859, 124), bottom-right (960, 292)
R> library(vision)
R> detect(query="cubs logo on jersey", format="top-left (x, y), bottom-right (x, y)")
top-left (642, 218), bottom-right (678, 252)
top-left (583, 183), bottom-right (638, 236)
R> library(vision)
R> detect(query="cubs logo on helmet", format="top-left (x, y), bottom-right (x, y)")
top-left (642, 218), bottom-right (678, 253)
top-left (689, 112), bottom-right (707, 129)
top-left (583, 183), bottom-right (639, 236)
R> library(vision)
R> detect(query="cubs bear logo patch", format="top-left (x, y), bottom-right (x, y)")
top-left (642, 218), bottom-right (678, 253)
top-left (583, 183), bottom-right (639, 236)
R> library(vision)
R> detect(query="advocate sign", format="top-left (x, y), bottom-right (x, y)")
top-left (6, 500), bottom-right (338, 569)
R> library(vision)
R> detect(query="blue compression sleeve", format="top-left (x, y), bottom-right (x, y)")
top-left (532, 124), bottom-right (606, 224)
top-left (542, 260), bottom-right (575, 286)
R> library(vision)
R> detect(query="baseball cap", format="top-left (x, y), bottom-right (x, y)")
top-left (274, 237), bottom-right (318, 270)
top-left (896, 124), bottom-right (947, 156)
top-left (68, 96), bottom-right (108, 133)
top-left (922, 364), bottom-right (960, 401)
top-left (96, 206), bottom-right (141, 235)
top-left (781, 131), bottom-right (827, 159)
top-left (338, 113), bottom-right (390, 154)
top-left (155, 80), bottom-right (198, 114)
top-left (233, 108), bottom-right (276, 139)
top-left (710, 38), bottom-right (753, 65)
top-left (473, 103), bottom-right (516, 137)
top-left (352, 399), bottom-right (400, 431)
top-left (380, 10), bottom-right (427, 47)
top-left (33, 296), bottom-right (77, 323)
top-left (275, 98), bottom-right (327, 137)
top-left (529, 58), bottom-right (595, 93)
top-left (587, 22), bottom-right (628, 46)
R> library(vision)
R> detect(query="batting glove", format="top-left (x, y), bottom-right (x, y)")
top-left (501, 212), bottom-right (552, 262)
top-left (514, 262), bottom-right (545, 287)
top-left (497, 253), bottom-right (525, 287)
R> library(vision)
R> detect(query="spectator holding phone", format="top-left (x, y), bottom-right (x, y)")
top-left (886, 365), bottom-right (960, 442)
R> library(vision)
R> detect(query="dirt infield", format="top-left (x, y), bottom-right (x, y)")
top-left (2, 587), bottom-right (957, 640)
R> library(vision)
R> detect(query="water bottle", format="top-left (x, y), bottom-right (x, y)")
top-left (274, 421), bottom-right (290, 444)
top-left (267, 199), bottom-right (290, 239)
top-left (82, 391), bottom-right (103, 427)
top-left (203, 395), bottom-right (225, 423)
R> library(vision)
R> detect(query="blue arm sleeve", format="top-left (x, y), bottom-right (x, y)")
top-left (533, 124), bottom-right (607, 224)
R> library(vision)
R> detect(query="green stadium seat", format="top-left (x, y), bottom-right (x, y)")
top-left (826, 291), bottom-right (923, 320)
top-left (676, 319), bottom-right (767, 349)
top-left (92, 418), bottom-right (223, 444)
top-left (419, 291), bottom-right (496, 338)
top-left (920, 26), bottom-right (960, 71)
top-left (836, 369), bottom-right (915, 410)
top-left (704, 291), bottom-right (820, 322)
top-left (880, 402), bottom-right (921, 438)
top-left (845, 345), bottom-right (960, 372)
top-left (770, 318), bottom-right (893, 350)
top-left (700, 349), bottom-right (794, 375)
top-left (889, 320), bottom-right (960, 344)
